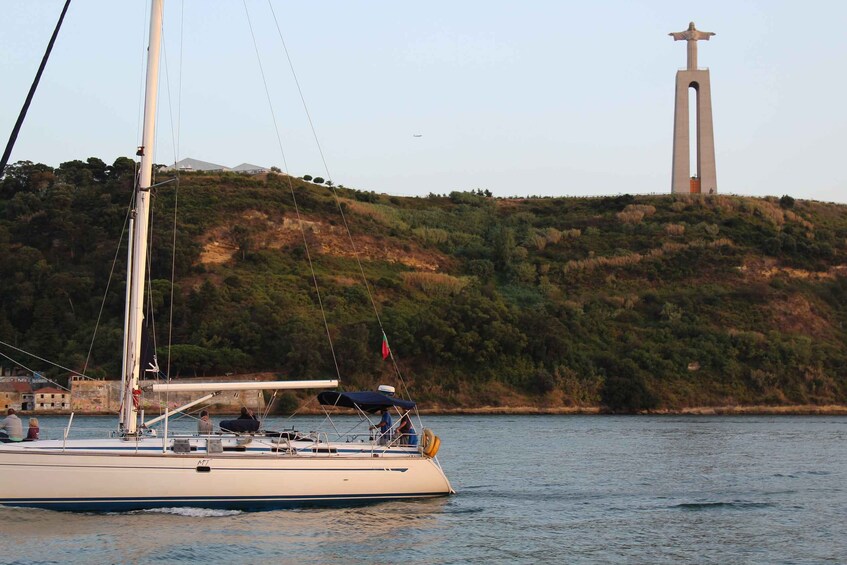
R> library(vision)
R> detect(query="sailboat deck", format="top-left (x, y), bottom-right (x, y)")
top-left (0, 435), bottom-right (423, 458)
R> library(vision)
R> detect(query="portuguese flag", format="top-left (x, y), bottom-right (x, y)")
top-left (381, 332), bottom-right (390, 360)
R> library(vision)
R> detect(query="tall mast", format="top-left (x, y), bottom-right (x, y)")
top-left (121, 0), bottom-right (164, 435)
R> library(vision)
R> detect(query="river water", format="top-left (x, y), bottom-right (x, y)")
top-left (0, 415), bottom-right (845, 564)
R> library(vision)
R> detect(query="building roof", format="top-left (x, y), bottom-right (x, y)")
top-left (231, 163), bottom-right (269, 173)
top-left (35, 387), bottom-right (67, 395)
top-left (163, 157), bottom-right (230, 172)
top-left (0, 382), bottom-right (31, 393)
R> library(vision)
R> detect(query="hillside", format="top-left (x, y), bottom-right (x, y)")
top-left (2, 157), bottom-right (847, 413)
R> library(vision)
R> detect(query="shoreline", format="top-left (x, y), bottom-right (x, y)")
top-left (418, 404), bottom-right (847, 415)
top-left (29, 404), bottom-right (847, 417)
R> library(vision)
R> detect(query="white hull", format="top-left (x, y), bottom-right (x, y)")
top-left (0, 437), bottom-right (452, 511)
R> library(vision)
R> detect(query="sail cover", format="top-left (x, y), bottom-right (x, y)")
top-left (317, 391), bottom-right (416, 413)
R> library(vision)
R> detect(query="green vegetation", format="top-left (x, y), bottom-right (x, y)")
top-left (2, 158), bottom-right (847, 412)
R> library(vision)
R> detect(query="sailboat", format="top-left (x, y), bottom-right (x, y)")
top-left (0, 0), bottom-right (452, 511)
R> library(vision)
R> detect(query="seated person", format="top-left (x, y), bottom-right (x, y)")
top-left (197, 410), bottom-right (213, 434)
top-left (0, 408), bottom-right (24, 442)
top-left (220, 407), bottom-right (260, 433)
top-left (26, 417), bottom-right (39, 441)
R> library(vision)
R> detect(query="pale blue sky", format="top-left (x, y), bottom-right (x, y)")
top-left (2, 1), bottom-right (846, 201)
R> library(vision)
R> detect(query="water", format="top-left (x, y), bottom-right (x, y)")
top-left (1, 415), bottom-right (845, 564)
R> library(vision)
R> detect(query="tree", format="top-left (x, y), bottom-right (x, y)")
top-left (600, 356), bottom-right (658, 413)
top-left (270, 166), bottom-right (281, 173)
top-left (303, 175), bottom-right (313, 181)
top-left (313, 177), bottom-right (325, 184)
top-left (229, 224), bottom-right (255, 260)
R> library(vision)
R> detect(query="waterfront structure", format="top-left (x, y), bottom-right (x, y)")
top-left (0, 382), bottom-right (28, 411)
top-left (33, 387), bottom-right (70, 411)
top-left (670, 22), bottom-right (717, 195)
top-left (0, 375), bottom-right (49, 411)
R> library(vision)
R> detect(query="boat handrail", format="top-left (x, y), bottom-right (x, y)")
top-left (62, 412), bottom-right (74, 452)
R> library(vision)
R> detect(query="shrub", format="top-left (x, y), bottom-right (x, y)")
top-left (412, 226), bottom-right (449, 244)
top-left (616, 210), bottom-right (645, 224)
top-left (468, 259), bottom-right (495, 281)
top-left (545, 227), bottom-right (562, 245)
top-left (617, 204), bottom-right (656, 224)
top-left (665, 223), bottom-right (685, 236)
top-left (601, 372), bottom-right (658, 413)
top-left (400, 272), bottom-right (469, 297)
top-left (529, 233), bottom-right (547, 250)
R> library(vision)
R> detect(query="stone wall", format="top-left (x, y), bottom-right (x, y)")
top-left (70, 374), bottom-right (278, 415)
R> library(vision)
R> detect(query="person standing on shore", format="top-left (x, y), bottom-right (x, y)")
top-left (0, 409), bottom-right (23, 442)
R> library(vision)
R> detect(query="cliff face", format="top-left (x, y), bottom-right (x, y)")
top-left (2, 160), bottom-right (847, 412)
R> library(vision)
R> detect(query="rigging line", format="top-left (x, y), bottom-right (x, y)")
top-left (144, 192), bottom-right (159, 366)
top-left (135, 0), bottom-right (152, 152)
top-left (242, 0), bottom-right (341, 381)
top-left (144, 2), bottom-right (176, 390)
top-left (81, 177), bottom-right (138, 377)
top-left (0, 339), bottom-right (89, 383)
top-left (266, 1), bottom-right (411, 399)
top-left (265, 1), bottom-right (330, 181)
top-left (155, 7), bottom-right (183, 419)
top-left (159, 5), bottom-right (182, 392)
top-left (0, 350), bottom-right (70, 393)
top-left (176, 0), bottom-right (185, 161)
top-left (0, 0), bottom-right (71, 177)
top-left (165, 171), bottom-right (180, 385)
top-left (263, 390), bottom-right (277, 422)
top-left (165, 0), bottom-right (186, 414)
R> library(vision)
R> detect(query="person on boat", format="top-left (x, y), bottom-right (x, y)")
top-left (26, 417), bottom-right (39, 441)
top-left (219, 407), bottom-right (260, 433)
top-left (370, 408), bottom-right (392, 445)
top-left (197, 410), bottom-right (212, 434)
top-left (0, 408), bottom-right (24, 442)
top-left (396, 414), bottom-right (417, 446)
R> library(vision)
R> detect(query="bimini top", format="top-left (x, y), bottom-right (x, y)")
top-left (317, 391), bottom-right (416, 413)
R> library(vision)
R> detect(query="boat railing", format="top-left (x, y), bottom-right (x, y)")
top-left (389, 432), bottom-right (418, 448)
top-left (23, 424), bottom-right (116, 442)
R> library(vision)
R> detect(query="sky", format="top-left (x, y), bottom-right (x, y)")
top-left (1, 1), bottom-right (846, 202)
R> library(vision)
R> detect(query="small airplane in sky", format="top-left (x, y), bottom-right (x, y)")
top-left (412, 134), bottom-right (423, 137)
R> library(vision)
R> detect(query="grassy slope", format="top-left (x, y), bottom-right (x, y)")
top-left (2, 160), bottom-right (846, 412)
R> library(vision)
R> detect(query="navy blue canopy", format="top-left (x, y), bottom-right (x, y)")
top-left (317, 391), bottom-right (416, 413)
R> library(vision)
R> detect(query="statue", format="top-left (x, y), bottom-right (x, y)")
top-left (669, 21), bottom-right (716, 42)
top-left (669, 22), bottom-right (715, 70)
